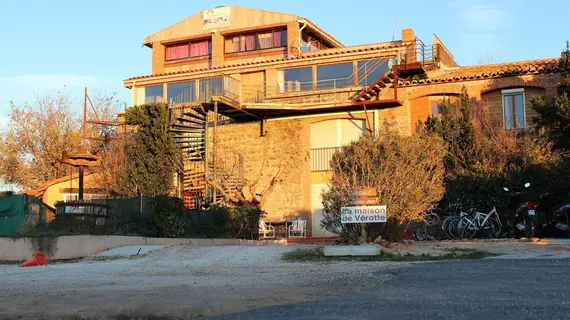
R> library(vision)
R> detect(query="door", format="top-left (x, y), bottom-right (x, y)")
top-left (311, 184), bottom-right (333, 237)
top-left (241, 71), bottom-right (265, 103)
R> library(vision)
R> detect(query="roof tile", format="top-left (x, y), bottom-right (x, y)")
top-left (400, 58), bottom-right (561, 86)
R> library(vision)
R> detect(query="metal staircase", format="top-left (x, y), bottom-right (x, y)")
top-left (352, 71), bottom-right (396, 102)
top-left (169, 104), bottom-right (244, 208)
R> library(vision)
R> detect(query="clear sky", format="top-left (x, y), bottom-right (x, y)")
top-left (0, 0), bottom-right (568, 126)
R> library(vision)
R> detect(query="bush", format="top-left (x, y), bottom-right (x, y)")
top-left (208, 203), bottom-right (263, 239)
top-left (420, 89), bottom-right (564, 216)
top-left (321, 133), bottom-right (446, 243)
top-left (147, 195), bottom-right (185, 238)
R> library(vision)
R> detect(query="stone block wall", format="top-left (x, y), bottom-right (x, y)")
top-left (207, 118), bottom-right (312, 225)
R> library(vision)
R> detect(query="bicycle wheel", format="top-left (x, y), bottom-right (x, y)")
top-left (442, 216), bottom-right (453, 239)
top-left (461, 217), bottom-right (478, 239)
top-left (480, 219), bottom-right (498, 239)
top-left (424, 214), bottom-right (441, 240)
top-left (448, 217), bottom-right (465, 240)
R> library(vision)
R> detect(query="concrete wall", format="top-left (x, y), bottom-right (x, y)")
top-left (0, 236), bottom-right (286, 261)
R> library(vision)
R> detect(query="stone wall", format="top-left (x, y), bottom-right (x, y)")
top-left (206, 107), bottom-right (412, 236)
top-left (207, 118), bottom-right (312, 224)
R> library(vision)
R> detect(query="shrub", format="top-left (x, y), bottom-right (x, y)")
top-left (147, 195), bottom-right (185, 238)
top-left (209, 203), bottom-right (263, 239)
top-left (420, 89), bottom-right (564, 215)
top-left (321, 132), bottom-right (446, 243)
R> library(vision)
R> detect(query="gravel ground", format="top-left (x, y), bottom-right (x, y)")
top-left (3, 240), bottom-right (570, 320)
top-left (0, 245), bottom-right (398, 320)
top-left (202, 258), bottom-right (570, 320)
top-left (94, 245), bottom-right (166, 257)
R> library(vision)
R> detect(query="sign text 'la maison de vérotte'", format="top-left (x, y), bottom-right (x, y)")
top-left (341, 187), bottom-right (387, 224)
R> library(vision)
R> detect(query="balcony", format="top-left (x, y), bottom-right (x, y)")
top-left (311, 147), bottom-right (343, 171)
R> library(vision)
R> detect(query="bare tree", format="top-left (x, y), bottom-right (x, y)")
top-left (206, 159), bottom-right (283, 210)
top-left (0, 92), bottom-right (83, 189)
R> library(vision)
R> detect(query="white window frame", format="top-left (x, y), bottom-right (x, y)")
top-left (501, 88), bottom-right (526, 129)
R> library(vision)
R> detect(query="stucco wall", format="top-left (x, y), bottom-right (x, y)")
top-left (42, 173), bottom-right (100, 209)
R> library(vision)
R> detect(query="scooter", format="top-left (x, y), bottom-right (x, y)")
top-left (503, 182), bottom-right (536, 238)
top-left (536, 193), bottom-right (570, 238)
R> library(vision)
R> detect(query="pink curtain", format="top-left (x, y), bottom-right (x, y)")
top-left (243, 34), bottom-right (255, 51)
top-left (190, 40), bottom-right (210, 57)
top-left (166, 44), bottom-right (189, 61)
top-left (273, 30), bottom-right (286, 47)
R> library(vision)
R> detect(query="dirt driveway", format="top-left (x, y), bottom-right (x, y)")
top-left (1, 240), bottom-right (569, 320)
top-left (0, 245), bottom-right (397, 320)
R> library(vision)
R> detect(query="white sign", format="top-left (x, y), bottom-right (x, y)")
top-left (202, 7), bottom-right (231, 30)
top-left (341, 205), bottom-right (387, 224)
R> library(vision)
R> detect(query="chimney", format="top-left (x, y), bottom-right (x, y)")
top-left (402, 28), bottom-right (415, 43)
top-left (401, 28), bottom-right (416, 64)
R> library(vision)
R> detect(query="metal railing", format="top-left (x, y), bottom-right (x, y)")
top-left (397, 38), bottom-right (440, 69)
top-left (311, 147), bottom-right (344, 171)
top-left (166, 75), bottom-right (242, 106)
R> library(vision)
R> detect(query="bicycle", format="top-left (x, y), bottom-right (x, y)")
top-left (454, 207), bottom-right (503, 239)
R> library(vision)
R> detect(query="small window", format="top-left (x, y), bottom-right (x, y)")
top-left (224, 29), bottom-right (287, 53)
top-left (431, 101), bottom-right (440, 117)
top-left (166, 40), bottom-right (211, 61)
top-left (165, 43), bottom-right (189, 61)
top-left (189, 40), bottom-right (211, 57)
top-left (144, 85), bottom-right (164, 104)
top-left (502, 88), bottom-right (526, 129)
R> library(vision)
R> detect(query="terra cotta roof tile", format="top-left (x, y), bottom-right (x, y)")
top-left (399, 58), bottom-right (561, 86)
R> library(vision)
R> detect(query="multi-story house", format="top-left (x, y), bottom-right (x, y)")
top-left (123, 6), bottom-right (564, 237)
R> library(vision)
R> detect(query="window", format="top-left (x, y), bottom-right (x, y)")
top-left (165, 40), bottom-right (211, 61)
top-left (502, 88), bottom-right (526, 129)
top-left (165, 43), bottom-right (189, 61)
top-left (431, 102), bottom-right (440, 117)
top-left (144, 85), bottom-right (164, 104)
top-left (316, 62), bottom-right (354, 89)
top-left (167, 81), bottom-right (196, 104)
top-left (301, 33), bottom-right (327, 52)
top-left (357, 58), bottom-right (393, 86)
top-left (224, 29), bottom-right (287, 53)
top-left (189, 40), bottom-right (211, 57)
top-left (278, 67), bottom-right (313, 92)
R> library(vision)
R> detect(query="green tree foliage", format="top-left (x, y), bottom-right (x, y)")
top-left (320, 133), bottom-right (446, 243)
top-left (115, 103), bottom-right (182, 197)
top-left (531, 42), bottom-right (570, 150)
top-left (420, 87), bottom-right (563, 213)
top-left (421, 87), bottom-right (477, 171)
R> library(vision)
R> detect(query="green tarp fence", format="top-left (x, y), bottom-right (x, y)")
top-left (0, 195), bottom-right (52, 236)
top-left (1, 195), bottom-right (224, 237)
top-left (106, 197), bottom-right (226, 237)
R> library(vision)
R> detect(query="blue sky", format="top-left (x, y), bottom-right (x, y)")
top-left (0, 0), bottom-right (568, 127)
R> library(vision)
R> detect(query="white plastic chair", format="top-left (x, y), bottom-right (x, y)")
top-left (258, 220), bottom-right (275, 239)
top-left (288, 220), bottom-right (306, 238)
